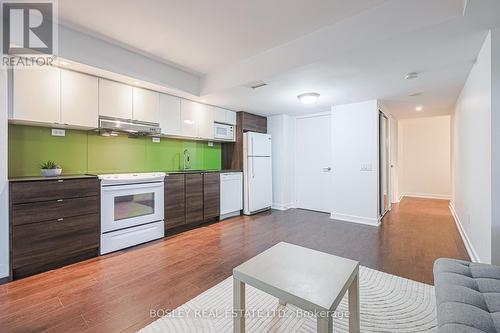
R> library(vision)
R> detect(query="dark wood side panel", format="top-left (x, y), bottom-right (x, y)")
top-left (221, 112), bottom-right (267, 170)
top-left (203, 173), bottom-right (220, 221)
top-left (11, 179), bottom-right (99, 204)
top-left (241, 112), bottom-right (267, 133)
top-left (165, 174), bottom-right (186, 230)
top-left (12, 213), bottom-right (99, 278)
top-left (185, 173), bottom-right (203, 225)
top-left (12, 196), bottom-right (99, 226)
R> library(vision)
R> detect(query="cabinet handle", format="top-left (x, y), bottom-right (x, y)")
top-left (57, 218), bottom-right (64, 222)
top-left (57, 180), bottom-right (64, 183)
top-left (57, 199), bottom-right (63, 202)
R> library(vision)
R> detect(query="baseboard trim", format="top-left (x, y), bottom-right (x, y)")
top-left (220, 211), bottom-right (241, 220)
top-left (400, 192), bottom-right (451, 200)
top-left (330, 213), bottom-right (380, 227)
top-left (449, 203), bottom-right (480, 263)
top-left (272, 203), bottom-right (294, 211)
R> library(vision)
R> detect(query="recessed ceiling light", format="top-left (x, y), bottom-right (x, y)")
top-left (297, 92), bottom-right (320, 105)
top-left (405, 72), bottom-right (419, 80)
top-left (201, 99), bottom-right (207, 103)
top-left (60, 61), bottom-right (68, 66)
top-left (415, 106), bottom-right (423, 112)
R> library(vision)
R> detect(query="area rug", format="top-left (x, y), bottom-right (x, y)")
top-left (138, 266), bottom-right (437, 332)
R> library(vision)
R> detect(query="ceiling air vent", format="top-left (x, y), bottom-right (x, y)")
top-left (244, 80), bottom-right (268, 89)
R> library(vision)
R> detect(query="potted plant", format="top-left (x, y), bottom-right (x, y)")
top-left (40, 160), bottom-right (62, 177)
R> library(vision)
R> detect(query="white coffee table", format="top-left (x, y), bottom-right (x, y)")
top-left (233, 242), bottom-right (360, 333)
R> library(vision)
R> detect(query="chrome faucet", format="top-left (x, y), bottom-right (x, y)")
top-left (183, 149), bottom-right (191, 170)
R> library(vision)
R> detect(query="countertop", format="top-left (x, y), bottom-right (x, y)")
top-left (9, 170), bottom-right (243, 182)
top-left (9, 174), bottom-right (98, 183)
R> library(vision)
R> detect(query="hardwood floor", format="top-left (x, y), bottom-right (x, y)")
top-left (0, 197), bottom-right (469, 333)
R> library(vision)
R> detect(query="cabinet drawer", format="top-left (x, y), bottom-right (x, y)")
top-left (11, 178), bottom-right (98, 204)
top-left (12, 196), bottom-right (99, 226)
top-left (12, 213), bottom-right (99, 270)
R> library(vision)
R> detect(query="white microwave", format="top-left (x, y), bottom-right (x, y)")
top-left (214, 123), bottom-right (235, 141)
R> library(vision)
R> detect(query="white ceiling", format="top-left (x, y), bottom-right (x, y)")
top-left (58, 0), bottom-right (500, 119)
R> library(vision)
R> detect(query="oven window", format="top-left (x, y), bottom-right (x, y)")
top-left (114, 193), bottom-right (155, 221)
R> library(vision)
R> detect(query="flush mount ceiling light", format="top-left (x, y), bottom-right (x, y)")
top-left (405, 72), bottom-right (419, 80)
top-left (297, 92), bottom-right (320, 105)
top-left (415, 106), bottom-right (423, 112)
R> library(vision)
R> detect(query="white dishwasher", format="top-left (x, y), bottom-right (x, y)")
top-left (220, 172), bottom-right (243, 220)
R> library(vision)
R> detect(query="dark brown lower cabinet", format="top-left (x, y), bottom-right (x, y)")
top-left (203, 173), bottom-right (220, 221)
top-left (185, 173), bottom-right (204, 225)
top-left (164, 174), bottom-right (186, 230)
top-left (9, 177), bottom-right (100, 280)
top-left (12, 214), bottom-right (99, 278)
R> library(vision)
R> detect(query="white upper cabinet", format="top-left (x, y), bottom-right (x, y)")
top-left (214, 107), bottom-right (226, 123)
top-left (213, 106), bottom-right (236, 125)
top-left (180, 100), bottom-right (214, 139)
top-left (197, 104), bottom-right (214, 140)
top-left (12, 66), bottom-right (61, 124)
top-left (226, 111), bottom-right (237, 125)
top-left (159, 94), bottom-right (181, 136)
top-left (61, 69), bottom-right (98, 129)
top-left (180, 100), bottom-right (199, 138)
top-left (133, 87), bottom-right (160, 124)
top-left (98, 79), bottom-right (133, 119)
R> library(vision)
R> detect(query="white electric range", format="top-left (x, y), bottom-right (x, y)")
top-left (98, 172), bottom-right (165, 254)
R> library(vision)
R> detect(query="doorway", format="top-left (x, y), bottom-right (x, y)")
top-left (295, 113), bottom-right (332, 213)
top-left (379, 112), bottom-right (390, 217)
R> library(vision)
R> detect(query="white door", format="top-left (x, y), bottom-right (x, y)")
top-left (61, 69), bottom-right (98, 128)
top-left (247, 132), bottom-right (272, 156)
top-left (295, 114), bottom-right (332, 213)
top-left (12, 66), bottom-right (61, 124)
top-left (247, 156), bottom-right (272, 212)
top-left (159, 93), bottom-right (181, 136)
top-left (99, 79), bottom-right (133, 119)
top-left (133, 87), bottom-right (160, 124)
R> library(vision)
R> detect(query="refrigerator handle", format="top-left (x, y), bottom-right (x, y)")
top-left (252, 160), bottom-right (255, 178)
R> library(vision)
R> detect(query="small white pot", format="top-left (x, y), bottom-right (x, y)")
top-left (41, 168), bottom-right (62, 177)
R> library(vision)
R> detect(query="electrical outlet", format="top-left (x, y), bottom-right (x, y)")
top-left (51, 129), bottom-right (65, 137)
top-left (152, 137), bottom-right (161, 143)
top-left (207, 142), bottom-right (214, 147)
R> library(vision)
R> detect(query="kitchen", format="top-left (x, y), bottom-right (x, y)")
top-left (7, 61), bottom-right (272, 280)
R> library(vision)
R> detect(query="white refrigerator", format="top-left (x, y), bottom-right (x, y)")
top-left (243, 132), bottom-right (272, 215)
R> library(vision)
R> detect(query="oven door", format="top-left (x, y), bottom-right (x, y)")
top-left (101, 182), bottom-right (164, 233)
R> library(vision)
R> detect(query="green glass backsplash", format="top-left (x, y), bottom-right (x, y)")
top-left (8, 125), bottom-right (221, 177)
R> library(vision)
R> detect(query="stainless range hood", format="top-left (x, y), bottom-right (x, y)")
top-left (98, 117), bottom-right (161, 136)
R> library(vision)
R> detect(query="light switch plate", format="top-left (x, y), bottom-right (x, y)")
top-left (152, 137), bottom-right (161, 143)
top-left (51, 129), bottom-right (65, 137)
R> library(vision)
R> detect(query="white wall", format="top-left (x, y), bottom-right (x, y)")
top-left (268, 114), bottom-right (295, 210)
top-left (59, 25), bottom-right (200, 96)
top-left (452, 32), bottom-right (491, 263)
top-left (331, 100), bottom-right (379, 225)
top-left (491, 28), bottom-right (500, 265)
top-left (0, 68), bottom-right (9, 279)
top-left (389, 116), bottom-right (399, 203)
top-left (398, 116), bottom-right (451, 200)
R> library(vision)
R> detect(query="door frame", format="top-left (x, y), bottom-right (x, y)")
top-left (378, 111), bottom-right (391, 218)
